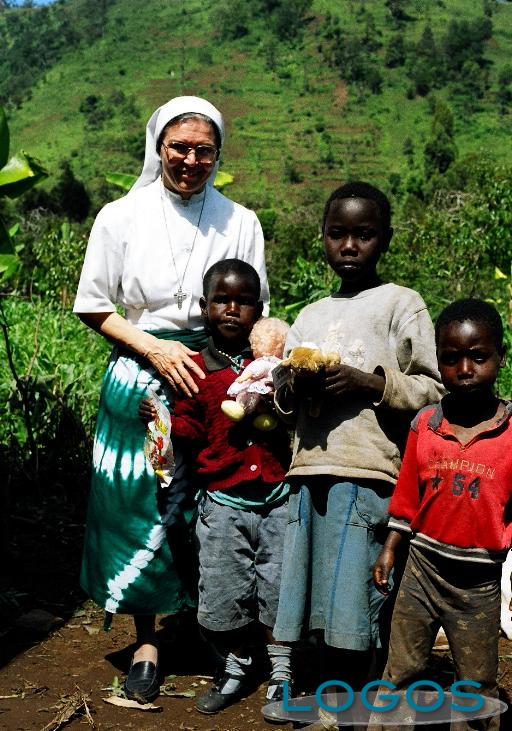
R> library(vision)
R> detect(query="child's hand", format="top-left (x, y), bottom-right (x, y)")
top-left (139, 398), bottom-right (158, 425)
top-left (373, 530), bottom-right (404, 595)
top-left (373, 548), bottom-right (394, 595)
top-left (290, 371), bottom-right (324, 397)
top-left (324, 364), bottom-right (385, 400)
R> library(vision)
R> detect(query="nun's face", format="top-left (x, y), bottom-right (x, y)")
top-left (159, 118), bottom-right (217, 198)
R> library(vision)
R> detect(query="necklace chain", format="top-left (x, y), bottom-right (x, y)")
top-left (160, 183), bottom-right (207, 309)
top-left (217, 349), bottom-right (245, 374)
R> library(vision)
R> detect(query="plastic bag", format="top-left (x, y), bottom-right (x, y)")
top-left (143, 390), bottom-right (175, 487)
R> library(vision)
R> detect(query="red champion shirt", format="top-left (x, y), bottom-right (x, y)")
top-left (388, 401), bottom-right (512, 563)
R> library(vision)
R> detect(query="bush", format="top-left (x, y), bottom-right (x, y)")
top-left (15, 216), bottom-right (88, 305)
top-left (267, 207), bottom-right (333, 319)
top-left (257, 208), bottom-right (278, 240)
top-left (381, 158), bottom-right (512, 395)
top-left (0, 297), bottom-right (109, 499)
top-left (79, 94), bottom-right (113, 130)
top-left (22, 160), bottom-right (91, 222)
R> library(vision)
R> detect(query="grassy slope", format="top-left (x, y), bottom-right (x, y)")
top-left (6, 0), bottom-right (512, 212)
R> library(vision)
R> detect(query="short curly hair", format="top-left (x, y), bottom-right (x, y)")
top-left (203, 258), bottom-right (260, 299)
top-left (322, 181), bottom-right (392, 232)
top-left (435, 298), bottom-right (504, 350)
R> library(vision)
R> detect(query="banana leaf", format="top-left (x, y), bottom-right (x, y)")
top-left (213, 170), bottom-right (234, 190)
top-left (0, 221), bottom-right (20, 283)
top-left (0, 253), bottom-right (19, 282)
top-left (105, 172), bottom-right (137, 192)
top-left (0, 219), bottom-right (20, 283)
top-left (0, 151), bottom-right (48, 198)
top-left (0, 218), bottom-right (14, 254)
top-left (106, 170), bottom-right (235, 193)
top-left (0, 107), bottom-right (8, 170)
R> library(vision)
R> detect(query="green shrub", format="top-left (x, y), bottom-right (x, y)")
top-left (0, 297), bottom-right (109, 497)
top-left (16, 217), bottom-right (88, 305)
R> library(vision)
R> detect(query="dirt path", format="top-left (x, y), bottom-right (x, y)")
top-left (0, 601), bottom-right (291, 730)
top-left (1, 498), bottom-right (292, 730)
top-left (1, 603), bottom-right (512, 730)
top-left (2, 503), bottom-right (512, 730)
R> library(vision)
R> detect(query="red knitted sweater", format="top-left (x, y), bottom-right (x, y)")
top-left (172, 339), bottom-right (290, 492)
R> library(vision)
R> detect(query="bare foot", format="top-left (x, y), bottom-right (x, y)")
top-left (133, 643), bottom-right (158, 665)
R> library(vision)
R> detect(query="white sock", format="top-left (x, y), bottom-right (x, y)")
top-left (219, 652), bottom-right (252, 695)
top-left (267, 644), bottom-right (292, 699)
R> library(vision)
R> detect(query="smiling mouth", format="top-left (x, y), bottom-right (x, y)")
top-left (177, 167), bottom-right (204, 179)
top-left (179, 172), bottom-right (201, 180)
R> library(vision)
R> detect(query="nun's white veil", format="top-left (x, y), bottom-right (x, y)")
top-left (130, 96), bottom-right (225, 194)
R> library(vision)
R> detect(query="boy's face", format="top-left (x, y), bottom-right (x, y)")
top-left (437, 319), bottom-right (505, 400)
top-left (200, 272), bottom-right (262, 350)
top-left (323, 197), bottom-right (392, 291)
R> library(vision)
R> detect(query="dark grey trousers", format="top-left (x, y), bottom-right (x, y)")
top-left (379, 544), bottom-right (501, 731)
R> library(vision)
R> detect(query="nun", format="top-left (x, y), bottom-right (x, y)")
top-left (73, 95), bottom-right (269, 702)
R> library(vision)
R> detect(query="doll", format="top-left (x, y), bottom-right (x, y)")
top-left (221, 317), bottom-right (290, 430)
top-left (281, 344), bottom-right (342, 417)
top-left (281, 344), bottom-right (341, 374)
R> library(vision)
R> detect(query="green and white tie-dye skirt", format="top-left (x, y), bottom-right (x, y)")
top-left (80, 329), bottom-right (208, 616)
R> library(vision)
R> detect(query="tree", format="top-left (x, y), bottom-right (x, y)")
top-left (497, 64), bottom-right (512, 113)
top-left (332, 36), bottom-right (382, 94)
top-left (361, 12), bottom-right (382, 52)
top-left (79, 94), bottom-right (113, 130)
top-left (210, 0), bottom-right (250, 40)
top-left (406, 25), bottom-right (440, 95)
top-left (455, 60), bottom-right (486, 106)
top-left (443, 17), bottom-right (492, 76)
top-left (410, 60), bottom-right (434, 96)
top-left (417, 25), bottom-right (437, 63)
top-left (22, 159), bottom-right (91, 222)
top-left (384, 34), bottom-right (406, 68)
top-left (272, 0), bottom-right (312, 41)
top-left (385, 0), bottom-right (410, 28)
top-left (424, 102), bottom-right (457, 178)
top-left (402, 136), bottom-right (414, 161)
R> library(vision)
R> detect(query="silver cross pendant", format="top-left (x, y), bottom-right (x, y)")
top-left (173, 287), bottom-right (188, 310)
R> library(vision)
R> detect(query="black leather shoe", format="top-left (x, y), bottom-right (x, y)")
top-left (124, 660), bottom-right (160, 703)
top-left (195, 678), bottom-right (248, 714)
top-left (266, 678), bottom-right (295, 702)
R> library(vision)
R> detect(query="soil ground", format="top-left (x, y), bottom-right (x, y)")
top-left (2, 498), bottom-right (512, 730)
top-left (0, 603), bottom-right (292, 731)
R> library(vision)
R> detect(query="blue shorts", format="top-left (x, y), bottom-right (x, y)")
top-left (195, 493), bottom-right (288, 632)
top-left (273, 478), bottom-right (391, 650)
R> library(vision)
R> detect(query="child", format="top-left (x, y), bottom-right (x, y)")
top-left (272, 181), bottom-right (444, 688)
top-left (373, 299), bottom-right (509, 729)
top-left (141, 259), bottom-right (292, 714)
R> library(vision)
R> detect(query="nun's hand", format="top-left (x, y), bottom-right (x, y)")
top-left (145, 341), bottom-right (205, 398)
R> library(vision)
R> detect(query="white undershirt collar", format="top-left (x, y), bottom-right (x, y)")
top-left (160, 179), bottom-right (207, 208)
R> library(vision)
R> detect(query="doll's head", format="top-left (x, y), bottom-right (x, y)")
top-left (249, 317), bottom-right (290, 359)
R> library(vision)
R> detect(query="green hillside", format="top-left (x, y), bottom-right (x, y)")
top-left (1, 0), bottom-right (511, 501)
top-left (3, 0), bottom-right (512, 210)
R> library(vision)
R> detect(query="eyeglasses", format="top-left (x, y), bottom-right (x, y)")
top-left (162, 141), bottom-right (217, 164)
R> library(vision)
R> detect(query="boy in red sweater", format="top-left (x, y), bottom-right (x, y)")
top-left (373, 299), bottom-right (510, 729)
top-left (142, 259), bottom-right (291, 714)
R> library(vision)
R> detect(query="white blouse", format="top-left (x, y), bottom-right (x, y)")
top-left (73, 179), bottom-right (269, 331)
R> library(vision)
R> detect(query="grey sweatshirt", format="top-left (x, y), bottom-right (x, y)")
top-left (275, 283), bottom-right (444, 486)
